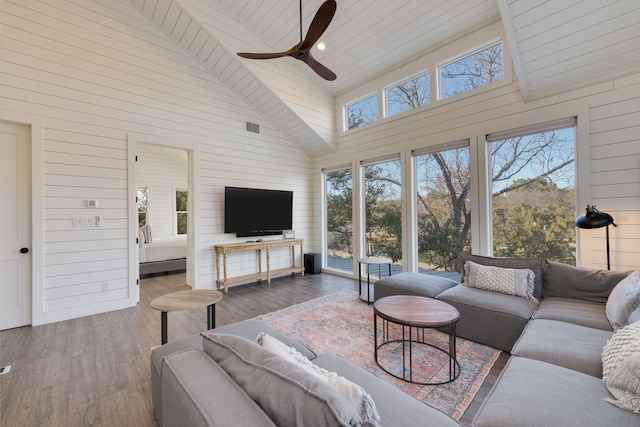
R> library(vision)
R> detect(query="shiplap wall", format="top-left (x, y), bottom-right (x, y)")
top-left (314, 24), bottom-right (640, 273)
top-left (136, 143), bottom-right (188, 240)
top-left (1, 0), bottom-right (312, 325)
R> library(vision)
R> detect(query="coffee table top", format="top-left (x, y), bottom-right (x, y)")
top-left (151, 289), bottom-right (223, 312)
top-left (373, 295), bottom-right (459, 328)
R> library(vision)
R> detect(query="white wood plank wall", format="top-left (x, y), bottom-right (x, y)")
top-left (1, 0), bottom-right (312, 325)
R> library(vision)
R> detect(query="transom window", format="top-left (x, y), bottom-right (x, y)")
top-left (386, 71), bottom-right (430, 117)
top-left (440, 42), bottom-right (503, 99)
top-left (346, 94), bottom-right (379, 130)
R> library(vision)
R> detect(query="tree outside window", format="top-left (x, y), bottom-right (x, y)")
top-left (415, 145), bottom-right (471, 272)
top-left (490, 127), bottom-right (576, 264)
top-left (325, 169), bottom-right (353, 272)
top-left (176, 189), bottom-right (188, 236)
top-left (441, 42), bottom-right (502, 99)
top-left (386, 72), bottom-right (430, 117)
top-left (363, 159), bottom-right (402, 265)
top-left (346, 95), bottom-right (379, 130)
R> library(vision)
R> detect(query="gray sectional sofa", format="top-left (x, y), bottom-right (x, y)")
top-left (151, 319), bottom-right (461, 427)
top-left (150, 254), bottom-right (640, 427)
top-left (374, 254), bottom-right (640, 427)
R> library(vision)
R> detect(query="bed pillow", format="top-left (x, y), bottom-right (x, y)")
top-left (201, 333), bottom-right (363, 427)
top-left (602, 321), bottom-right (640, 414)
top-left (464, 260), bottom-right (538, 302)
top-left (606, 271), bottom-right (640, 330)
top-left (258, 332), bottom-right (380, 424)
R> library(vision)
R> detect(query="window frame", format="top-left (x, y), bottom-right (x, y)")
top-left (344, 93), bottom-right (381, 131)
top-left (384, 69), bottom-right (431, 119)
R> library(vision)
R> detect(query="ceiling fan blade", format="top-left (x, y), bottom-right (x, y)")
top-left (237, 52), bottom-right (288, 60)
top-left (304, 53), bottom-right (337, 81)
top-left (300, 0), bottom-right (336, 50)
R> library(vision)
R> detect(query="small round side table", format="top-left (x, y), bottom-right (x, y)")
top-left (357, 257), bottom-right (392, 304)
top-left (151, 289), bottom-right (223, 345)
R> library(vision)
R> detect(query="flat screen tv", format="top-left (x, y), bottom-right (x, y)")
top-left (224, 187), bottom-right (293, 237)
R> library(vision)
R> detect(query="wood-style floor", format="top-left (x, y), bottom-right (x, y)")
top-left (0, 272), bottom-right (508, 426)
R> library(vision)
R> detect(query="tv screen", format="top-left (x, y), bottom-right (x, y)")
top-left (224, 187), bottom-right (293, 237)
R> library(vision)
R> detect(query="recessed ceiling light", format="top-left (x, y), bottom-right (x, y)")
top-left (317, 42), bottom-right (326, 51)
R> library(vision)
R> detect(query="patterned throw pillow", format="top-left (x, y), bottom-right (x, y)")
top-left (464, 260), bottom-right (538, 302)
top-left (602, 321), bottom-right (640, 414)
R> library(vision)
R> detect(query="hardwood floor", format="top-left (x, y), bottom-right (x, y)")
top-left (0, 272), bottom-right (508, 426)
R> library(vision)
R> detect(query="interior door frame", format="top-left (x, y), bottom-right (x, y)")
top-left (128, 134), bottom-right (200, 302)
top-left (2, 113), bottom-right (44, 326)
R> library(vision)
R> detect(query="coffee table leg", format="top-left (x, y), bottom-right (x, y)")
top-left (207, 304), bottom-right (216, 330)
top-left (161, 311), bottom-right (168, 345)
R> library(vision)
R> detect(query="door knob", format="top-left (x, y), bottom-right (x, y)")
top-left (20, 247), bottom-right (29, 254)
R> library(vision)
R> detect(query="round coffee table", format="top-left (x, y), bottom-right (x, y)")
top-left (151, 289), bottom-right (223, 344)
top-left (373, 295), bottom-right (460, 385)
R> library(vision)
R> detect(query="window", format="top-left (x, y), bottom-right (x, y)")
top-left (175, 189), bottom-right (188, 236)
top-left (346, 94), bottom-right (379, 130)
top-left (363, 157), bottom-right (402, 269)
top-left (137, 187), bottom-right (148, 227)
top-left (414, 143), bottom-right (471, 272)
top-left (386, 72), bottom-right (430, 117)
top-left (325, 167), bottom-right (353, 273)
top-left (441, 42), bottom-right (502, 99)
top-left (489, 121), bottom-right (576, 264)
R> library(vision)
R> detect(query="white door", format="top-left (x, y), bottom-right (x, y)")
top-left (1, 122), bottom-right (32, 330)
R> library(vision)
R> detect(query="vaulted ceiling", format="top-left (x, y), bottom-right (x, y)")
top-left (129, 0), bottom-right (640, 156)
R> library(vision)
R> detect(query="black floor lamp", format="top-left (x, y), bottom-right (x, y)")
top-left (575, 205), bottom-right (617, 270)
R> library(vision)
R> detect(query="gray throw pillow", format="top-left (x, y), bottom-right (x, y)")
top-left (201, 333), bottom-right (363, 427)
top-left (606, 271), bottom-right (640, 330)
top-left (459, 253), bottom-right (545, 299)
top-left (543, 259), bottom-right (632, 303)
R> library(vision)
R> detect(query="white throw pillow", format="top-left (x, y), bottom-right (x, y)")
top-left (257, 332), bottom-right (381, 424)
top-left (464, 260), bottom-right (538, 302)
top-left (602, 321), bottom-right (640, 414)
top-left (606, 271), bottom-right (640, 330)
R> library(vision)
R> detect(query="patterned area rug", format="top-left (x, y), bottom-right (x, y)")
top-left (255, 290), bottom-right (501, 420)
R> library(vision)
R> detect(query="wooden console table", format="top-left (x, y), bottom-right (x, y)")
top-left (214, 239), bottom-right (304, 293)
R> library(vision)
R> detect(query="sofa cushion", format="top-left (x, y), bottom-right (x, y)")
top-left (258, 333), bottom-right (380, 424)
top-left (463, 261), bottom-right (537, 302)
top-left (458, 253), bottom-right (544, 299)
top-left (473, 356), bottom-right (640, 427)
top-left (542, 259), bottom-right (631, 303)
top-left (162, 349), bottom-right (276, 427)
top-left (202, 333), bottom-right (363, 427)
top-left (532, 297), bottom-right (612, 331)
top-left (606, 271), bottom-right (640, 330)
top-left (602, 321), bottom-right (640, 414)
top-left (436, 285), bottom-right (537, 351)
top-left (511, 319), bottom-right (612, 377)
top-left (313, 354), bottom-right (462, 427)
top-left (373, 272), bottom-right (458, 300)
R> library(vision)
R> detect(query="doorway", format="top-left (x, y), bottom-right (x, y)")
top-left (1, 122), bottom-right (32, 329)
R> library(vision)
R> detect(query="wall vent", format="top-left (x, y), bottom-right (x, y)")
top-left (245, 122), bottom-right (260, 134)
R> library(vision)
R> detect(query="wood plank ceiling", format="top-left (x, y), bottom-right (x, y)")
top-left (129, 0), bottom-right (640, 154)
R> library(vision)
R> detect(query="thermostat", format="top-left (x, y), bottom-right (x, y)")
top-left (87, 199), bottom-right (98, 208)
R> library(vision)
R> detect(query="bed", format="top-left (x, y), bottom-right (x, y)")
top-left (139, 225), bottom-right (187, 276)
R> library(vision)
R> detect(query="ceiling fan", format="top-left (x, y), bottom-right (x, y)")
top-left (237, 0), bottom-right (337, 81)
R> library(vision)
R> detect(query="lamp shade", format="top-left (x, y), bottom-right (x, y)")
top-left (575, 205), bottom-right (615, 229)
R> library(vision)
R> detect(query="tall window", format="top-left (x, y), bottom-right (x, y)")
top-left (441, 42), bottom-right (503, 99)
top-left (415, 143), bottom-right (471, 272)
top-left (175, 189), bottom-right (188, 236)
top-left (489, 121), bottom-right (576, 264)
top-left (363, 157), bottom-right (402, 269)
top-left (137, 187), bottom-right (148, 227)
top-left (325, 168), bottom-right (353, 273)
top-left (386, 72), bottom-right (430, 117)
top-left (346, 94), bottom-right (379, 130)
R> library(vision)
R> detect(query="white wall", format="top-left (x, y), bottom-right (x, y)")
top-left (314, 24), bottom-right (640, 273)
top-left (1, 0), bottom-right (312, 325)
